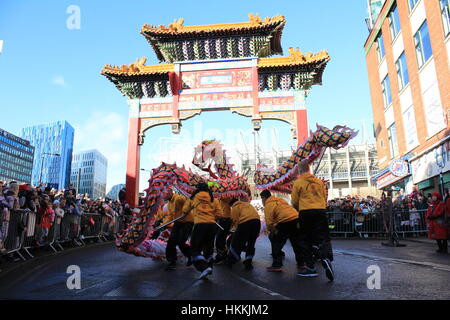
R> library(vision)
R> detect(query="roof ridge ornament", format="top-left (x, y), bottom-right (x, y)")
top-left (103, 57), bottom-right (147, 73)
top-left (248, 13), bottom-right (263, 25)
top-left (288, 47), bottom-right (305, 61)
top-left (168, 18), bottom-right (184, 31)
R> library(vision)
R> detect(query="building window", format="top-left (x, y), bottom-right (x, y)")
top-left (408, 0), bottom-right (420, 11)
top-left (414, 21), bottom-right (433, 68)
top-left (388, 124), bottom-right (399, 158)
top-left (440, 0), bottom-right (450, 37)
top-left (396, 52), bottom-right (409, 89)
top-left (376, 33), bottom-right (386, 62)
top-left (381, 75), bottom-right (393, 109)
top-left (389, 4), bottom-right (401, 40)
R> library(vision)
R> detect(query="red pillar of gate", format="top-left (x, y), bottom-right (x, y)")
top-left (126, 116), bottom-right (140, 207)
top-left (296, 109), bottom-right (309, 146)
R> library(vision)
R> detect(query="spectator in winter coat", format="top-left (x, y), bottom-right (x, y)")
top-left (37, 196), bottom-right (55, 245)
top-left (426, 192), bottom-right (448, 253)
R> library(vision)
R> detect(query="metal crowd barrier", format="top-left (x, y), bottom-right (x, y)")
top-left (327, 209), bottom-right (429, 238)
top-left (327, 211), bottom-right (354, 237)
top-left (0, 209), bottom-right (127, 262)
top-left (3, 209), bottom-right (27, 261)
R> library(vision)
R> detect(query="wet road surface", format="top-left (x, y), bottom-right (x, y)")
top-left (0, 238), bottom-right (449, 300)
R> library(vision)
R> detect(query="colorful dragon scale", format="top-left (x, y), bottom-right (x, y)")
top-left (116, 141), bottom-right (251, 256)
top-left (254, 125), bottom-right (358, 192)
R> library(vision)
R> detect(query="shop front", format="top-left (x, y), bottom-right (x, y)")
top-left (410, 138), bottom-right (450, 195)
top-left (374, 159), bottom-right (411, 194)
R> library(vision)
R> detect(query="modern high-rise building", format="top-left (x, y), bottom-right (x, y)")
top-left (70, 149), bottom-right (107, 199)
top-left (0, 128), bottom-right (34, 184)
top-left (106, 183), bottom-right (125, 201)
top-left (365, 0), bottom-right (449, 195)
top-left (20, 121), bottom-right (75, 189)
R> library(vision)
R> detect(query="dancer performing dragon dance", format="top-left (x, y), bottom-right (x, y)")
top-left (115, 125), bottom-right (357, 264)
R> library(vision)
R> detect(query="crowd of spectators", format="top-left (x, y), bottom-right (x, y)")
top-left (326, 188), bottom-right (450, 235)
top-left (0, 180), bottom-right (130, 255)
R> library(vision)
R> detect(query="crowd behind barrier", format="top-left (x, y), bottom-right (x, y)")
top-left (0, 181), bottom-right (130, 263)
top-left (325, 190), bottom-right (440, 238)
top-left (326, 209), bottom-right (428, 238)
top-left (1, 179), bottom-right (448, 264)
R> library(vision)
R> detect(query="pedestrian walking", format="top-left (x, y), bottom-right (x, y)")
top-left (183, 182), bottom-right (222, 280)
top-left (226, 198), bottom-right (261, 270)
top-left (291, 159), bottom-right (334, 281)
top-left (260, 190), bottom-right (304, 272)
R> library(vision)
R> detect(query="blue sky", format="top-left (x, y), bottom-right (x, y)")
top-left (0, 0), bottom-right (374, 191)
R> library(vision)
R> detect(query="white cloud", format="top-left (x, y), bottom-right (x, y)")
top-left (73, 111), bottom-right (127, 190)
top-left (52, 75), bottom-right (67, 87)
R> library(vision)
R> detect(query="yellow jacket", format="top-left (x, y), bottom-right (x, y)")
top-left (168, 193), bottom-right (193, 223)
top-left (154, 208), bottom-right (164, 222)
top-left (263, 196), bottom-right (298, 231)
top-left (217, 198), bottom-right (232, 219)
top-left (154, 207), bottom-right (172, 227)
top-left (182, 192), bottom-right (222, 224)
top-left (291, 173), bottom-right (327, 211)
top-left (230, 201), bottom-right (260, 231)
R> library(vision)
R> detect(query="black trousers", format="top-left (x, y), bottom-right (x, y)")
top-left (437, 239), bottom-right (448, 252)
top-left (190, 223), bottom-right (217, 272)
top-left (215, 218), bottom-right (232, 256)
top-left (298, 209), bottom-right (333, 269)
top-left (270, 219), bottom-right (303, 268)
top-left (165, 222), bottom-right (193, 263)
top-left (228, 219), bottom-right (261, 264)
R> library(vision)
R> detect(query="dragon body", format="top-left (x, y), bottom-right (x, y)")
top-left (116, 141), bottom-right (250, 256)
top-left (116, 125), bottom-right (356, 257)
top-left (254, 125), bottom-right (357, 193)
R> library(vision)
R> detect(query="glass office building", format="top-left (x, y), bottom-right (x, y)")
top-left (0, 128), bottom-right (34, 184)
top-left (71, 149), bottom-right (107, 199)
top-left (106, 183), bottom-right (125, 201)
top-left (20, 121), bottom-right (75, 189)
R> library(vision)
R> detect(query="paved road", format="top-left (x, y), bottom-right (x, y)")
top-left (0, 238), bottom-right (449, 300)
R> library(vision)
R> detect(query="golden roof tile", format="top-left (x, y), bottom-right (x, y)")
top-left (141, 14), bottom-right (285, 35)
top-left (101, 57), bottom-right (174, 76)
top-left (258, 48), bottom-right (330, 68)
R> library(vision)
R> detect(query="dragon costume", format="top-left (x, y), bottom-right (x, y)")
top-left (254, 125), bottom-right (357, 193)
top-left (116, 125), bottom-right (356, 258)
top-left (116, 140), bottom-right (251, 257)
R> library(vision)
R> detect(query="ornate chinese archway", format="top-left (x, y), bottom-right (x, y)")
top-left (101, 14), bottom-right (330, 207)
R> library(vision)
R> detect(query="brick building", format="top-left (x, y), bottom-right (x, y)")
top-left (365, 0), bottom-right (449, 195)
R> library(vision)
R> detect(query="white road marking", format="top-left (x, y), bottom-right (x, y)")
top-left (228, 272), bottom-right (292, 300)
top-left (335, 250), bottom-right (450, 272)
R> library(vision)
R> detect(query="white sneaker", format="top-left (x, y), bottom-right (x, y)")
top-left (198, 267), bottom-right (212, 280)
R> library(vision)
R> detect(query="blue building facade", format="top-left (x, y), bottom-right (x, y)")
top-left (0, 128), bottom-right (34, 184)
top-left (70, 149), bottom-right (108, 199)
top-left (20, 121), bottom-right (75, 189)
top-left (106, 183), bottom-right (125, 201)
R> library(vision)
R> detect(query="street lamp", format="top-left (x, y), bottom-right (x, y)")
top-left (141, 168), bottom-right (152, 173)
top-left (435, 147), bottom-right (446, 197)
top-left (39, 152), bottom-right (61, 186)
